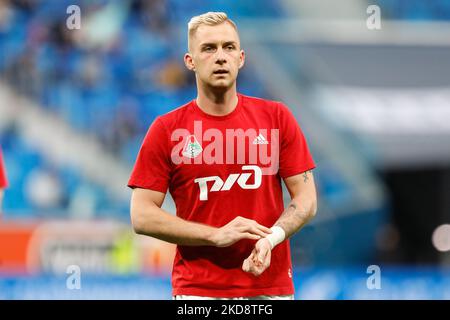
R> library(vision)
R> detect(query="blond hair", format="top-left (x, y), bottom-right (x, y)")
top-left (188, 12), bottom-right (238, 50)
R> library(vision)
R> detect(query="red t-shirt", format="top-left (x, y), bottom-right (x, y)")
top-left (0, 150), bottom-right (7, 189)
top-left (128, 94), bottom-right (315, 297)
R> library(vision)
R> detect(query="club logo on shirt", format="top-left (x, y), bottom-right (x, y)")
top-left (182, 135), bottom-right (202, 159)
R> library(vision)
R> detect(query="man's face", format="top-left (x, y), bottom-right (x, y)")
top-left (185, 22), bottom-right (245, 91)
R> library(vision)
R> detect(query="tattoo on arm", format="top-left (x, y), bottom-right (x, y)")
top-left (275, 170), bottom-right (316, 238)
top-left (275, 201), bottom-right (311, 238)
top-left (303, 170), bottom-right (312, 183)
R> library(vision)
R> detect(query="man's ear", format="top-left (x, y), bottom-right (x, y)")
top-left (184, 53), bottom-right (195, 71)
top-left (238, 50), bottom-right (245, 69)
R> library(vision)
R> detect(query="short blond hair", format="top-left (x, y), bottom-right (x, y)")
top-left (188, 12), bottom-right (239, 50)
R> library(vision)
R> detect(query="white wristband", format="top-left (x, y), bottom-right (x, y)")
top-left (266, 226), bottom-right (286, 249)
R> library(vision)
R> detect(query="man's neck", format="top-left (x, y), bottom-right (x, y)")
top-left (196, 85), bottom-right (239, 116)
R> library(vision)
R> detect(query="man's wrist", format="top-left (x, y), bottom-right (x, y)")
top-left (265, 226), bottom-right (286, 249)
top-left (205, 225), bottom-right (225, 247)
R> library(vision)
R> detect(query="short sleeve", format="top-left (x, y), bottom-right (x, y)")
top-left (128, 117), bottom-right (172, 193)
top-left (0, 150), bottom-right (7, 189)
top-left (278, 102), bottom-right (316, 178)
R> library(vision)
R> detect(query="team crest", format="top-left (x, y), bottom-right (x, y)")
top-left (182, 135), bottom-right (202, 159)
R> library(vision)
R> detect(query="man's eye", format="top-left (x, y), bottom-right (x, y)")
top-left (226, 45), bottom-right (235, 50)
top-left (204, 47), bottom-right (215, 52)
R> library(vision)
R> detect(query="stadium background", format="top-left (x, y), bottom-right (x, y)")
top-left (0, 0), bottom-right (450, 299)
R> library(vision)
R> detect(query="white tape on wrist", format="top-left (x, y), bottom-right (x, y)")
top-left (266, 226), bottom-right (286, 249)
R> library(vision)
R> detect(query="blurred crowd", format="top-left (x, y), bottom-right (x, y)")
top-left (1, 0), bottom-right (193, 161)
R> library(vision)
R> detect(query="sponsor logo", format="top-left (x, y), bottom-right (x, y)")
top-left (252, 133), bottom-right (269, 145)
top-left (194, 165), bottom-right (262, 201)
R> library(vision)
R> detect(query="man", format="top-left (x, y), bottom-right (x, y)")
top-left (0, 148), bottom-right (7, 214)
top-left (128, 12), bottom-right (317, 300)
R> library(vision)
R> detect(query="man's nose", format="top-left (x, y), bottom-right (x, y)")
top-left (215, 48), bottom-right (227, 64)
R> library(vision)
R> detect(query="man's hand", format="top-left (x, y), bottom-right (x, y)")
top-left (242, 238), bottom-right (272, 276)
top-left (211, 216), bottom-right (272, 247)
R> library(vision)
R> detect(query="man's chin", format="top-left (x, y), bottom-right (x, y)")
top-left (208, 80), bottom-right (233, 90)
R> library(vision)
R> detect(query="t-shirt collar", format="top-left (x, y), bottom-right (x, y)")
top-left (192, 93), bottom-right (243, 121)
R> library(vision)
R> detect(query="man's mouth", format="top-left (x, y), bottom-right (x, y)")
top-left (213, 69), bottom-right (229, 75)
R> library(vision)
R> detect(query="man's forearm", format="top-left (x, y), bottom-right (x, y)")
top-left (274, 197), bottom-right (317, 239)
top-left (131, 204), bottom-right (216, 246)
